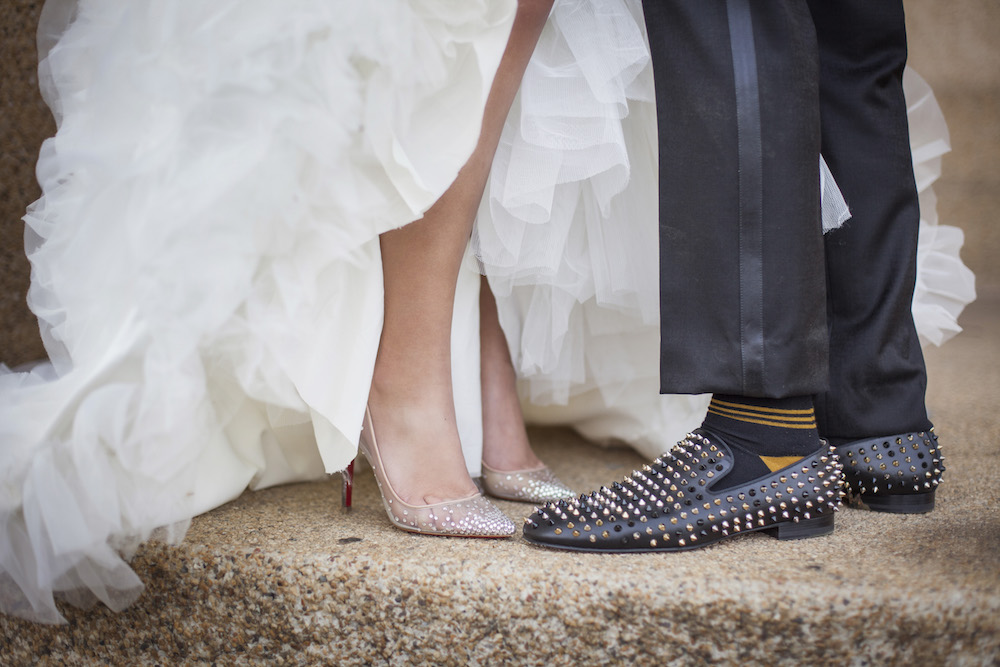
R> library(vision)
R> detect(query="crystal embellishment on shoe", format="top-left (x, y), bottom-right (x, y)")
top-left (481, 462), bottom-right (574, 503)
top-left (833, 430), bottom-right (943, 514)
top-left (522, 429), bottom-right (843, 552)
top-left (359, 407), bottom-right (516, 538)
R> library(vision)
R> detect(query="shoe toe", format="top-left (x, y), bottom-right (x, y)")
top-left (522, 514), bottom-right (592, 549)
top-left (483, 465), bottom-right (575, 504)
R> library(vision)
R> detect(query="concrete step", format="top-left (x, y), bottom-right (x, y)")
top-left (3, 291), bottom-right (998, 665)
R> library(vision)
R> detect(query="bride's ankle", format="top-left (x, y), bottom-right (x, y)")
top-left (368, 375), bottom-right (453, 419)
top-left (479, 372), bottom-right (540, 471)
top-left (362, 390), bottom-right (478, 505)
top-left (481, 430), bottom-right (543, 472)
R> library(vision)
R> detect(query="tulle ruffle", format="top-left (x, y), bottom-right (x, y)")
top-left (905, 69), bottom-right (977, 345)
top-left (2, 0), bottom-right (517, 624)
top-left (474, 0), bottom-right (711, 455)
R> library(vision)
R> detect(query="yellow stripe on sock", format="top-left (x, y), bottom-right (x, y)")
top-left (759, 454), bottom-right (805, 472)
top-left (711, 398), bottom-right (815, 416)
top-left (708, 404), bottom-right (817, 423)
top-left (706, 407), bottom-right (817, 429)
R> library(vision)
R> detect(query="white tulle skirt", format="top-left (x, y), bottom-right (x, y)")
top-left (0, 0), bottom-right (975, 623)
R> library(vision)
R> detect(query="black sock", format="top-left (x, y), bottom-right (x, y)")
top-left (702, 394), bottom-right (822, 487)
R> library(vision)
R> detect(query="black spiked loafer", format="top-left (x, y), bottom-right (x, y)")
top-left (832, 430), bottom-right (943, 514)
top-left (522, 429), bottom-right (843, 553)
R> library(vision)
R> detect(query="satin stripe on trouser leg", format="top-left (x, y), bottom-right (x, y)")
top-left (641, 0), bottom-right (828, 397)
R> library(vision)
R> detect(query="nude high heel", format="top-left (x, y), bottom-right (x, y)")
top-left (346, 406), bottom-right (516, 537)
top-left (481, 462), bottom-right (574, 504)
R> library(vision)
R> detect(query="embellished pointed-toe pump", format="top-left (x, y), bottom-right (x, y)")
top-left (523, 429), bottom-right (843, 552)
top-left (343, 406), bottom-right (516, 538)
top-left (481, 462), bottom-right (574, 504)
top-left (833, 430), bottom-right (943, 513)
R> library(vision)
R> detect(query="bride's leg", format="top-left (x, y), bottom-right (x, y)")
top-left (479, 276), bottom-right (543, 471)
top-left (370, 0), bottom-right (553, 506)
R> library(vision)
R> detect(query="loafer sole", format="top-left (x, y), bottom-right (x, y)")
top-left (854, 490), bottom-right (936, 514)
top-left (522, 513), bottom-right (835, 553)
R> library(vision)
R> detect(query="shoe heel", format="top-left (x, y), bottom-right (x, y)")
top-left (341, 460), bottom-right (355, 509)
top-left (770, 513), bottom-right (834, 541)
top-left (357, 404), bottom-right (515, 537)
top-left (860, 490), bottom-right (935, 514)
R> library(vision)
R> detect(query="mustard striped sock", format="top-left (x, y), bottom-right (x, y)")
top-left (702, 394), bottom-right (821, 486)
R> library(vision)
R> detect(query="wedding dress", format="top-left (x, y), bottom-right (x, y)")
top-left (0, 0), bottom-right (974, 623)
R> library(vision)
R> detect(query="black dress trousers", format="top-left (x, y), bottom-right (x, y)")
top-left (642, 0), bottom-right (829, 397)
top-left (808, 0), bottom-right (933, 442)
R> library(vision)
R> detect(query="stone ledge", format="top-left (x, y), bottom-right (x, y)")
top-left (2, 506), bottom-right (998, 666)
top-left (2, 296), bottom-right (998, 666)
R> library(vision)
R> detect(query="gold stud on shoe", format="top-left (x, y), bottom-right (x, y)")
top-left (833, 430), bottom-right (943, 514)
top-left (522, 429), bottom-right (841, 553)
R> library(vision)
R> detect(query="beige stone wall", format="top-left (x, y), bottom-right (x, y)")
top-left (1, 1), bottom-right (52, 365)
top-left (906, 0), bottom-right (1000, 303)
top-left (906, 0), bottom-right (1000, 95)
top-left (1, 2), bottom-right (997, 366)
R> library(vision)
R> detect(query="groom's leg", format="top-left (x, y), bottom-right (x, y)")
top-left (523, 1), bottom-right (845, 552)
top-left (808, 0), bottom-right (942, 512)
top-left (647, 0), bottom-right (827, 398)
top-left (649, 2), bottom-right (829, 486)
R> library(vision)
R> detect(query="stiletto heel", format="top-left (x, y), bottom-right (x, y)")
top-left (359, 406), bottom-right (516, 537)
top-left (341, 460), bottom-right (355, 509)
